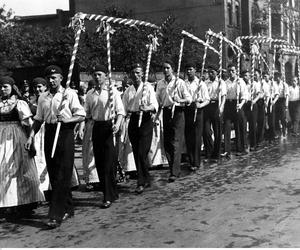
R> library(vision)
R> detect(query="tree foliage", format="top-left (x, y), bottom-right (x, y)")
top-left (0, 5), bottom-right (216, 75)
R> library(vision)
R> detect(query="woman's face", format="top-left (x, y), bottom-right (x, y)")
top-left (1, 83), bottom-right (12, 97)
top-left (35, 83), bottom-right (47, 96)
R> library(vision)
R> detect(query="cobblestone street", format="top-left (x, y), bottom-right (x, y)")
top-left (2, 137), bottom-right (300, 247)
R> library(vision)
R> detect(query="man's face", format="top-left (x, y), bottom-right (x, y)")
top-left (163, 63), bottom-right (173, 77)
top-left (93, 71), bottom-right (106, 85)
top-left (228, 66), bottom-right (236, 78)
top-left (209, 70), bottom-right (217, 81)
top-left (186, 67), bottom-right (196, 79)
top-left (131, 67), bottom-right (143, 83)
top-left (293, 77), bottom-right (298, 86)
top-left (263, 74), bottom-right (269, 82)
top-left (254, 71), bottom-right (258, 81)
top-left (243, 72), bottom-right (250, 83)
top-left (46, 73), bottom-right (62, 90)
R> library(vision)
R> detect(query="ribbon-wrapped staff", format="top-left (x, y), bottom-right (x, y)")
top-left (51, 12), bottom-right (160, 156)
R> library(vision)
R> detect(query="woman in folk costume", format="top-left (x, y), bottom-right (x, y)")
top-left (79, 79), bottom-right (100, 190)
top-left (30, 77), bottom-right (51, 194)
top-left (0, 76), bottom-right (44, 216)
top-left (118, 75), bottom-right (137, 173)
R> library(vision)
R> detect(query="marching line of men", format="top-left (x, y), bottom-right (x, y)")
top-left (1, 57), bottom-right (299, 230)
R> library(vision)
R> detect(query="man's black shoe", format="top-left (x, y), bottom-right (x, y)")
top-left (135, 185), bottom-right (144, 194)
top-left (45, 219), bottom-right (61, 229)
top-left (101, 201), bottom-right (112, 209)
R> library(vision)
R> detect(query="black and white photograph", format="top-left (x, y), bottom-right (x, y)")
top-left (1, 0), bottom-right (300, 247)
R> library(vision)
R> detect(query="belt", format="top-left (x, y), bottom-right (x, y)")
top-left (210, 100), bottom-right (218, 104)
top-left (226, 99), bottom-right (237, 102)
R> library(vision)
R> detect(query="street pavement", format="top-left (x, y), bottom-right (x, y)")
top-left (1, 136), bottom-right (300, 247)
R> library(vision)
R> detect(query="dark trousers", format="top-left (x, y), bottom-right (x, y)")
top-left (244, 101), bottom-right (258, 148)
top-left (289, 101), bottom-right (300, 134)
top-left (163, 107), bottom-right (185, 177)
top-left (203, 102), bottom-right (222, 159)
top-left (265, 102), bottom-right (276, 140)
top-left (184, 104), bottom-right (204, 167)
top-left (44, 123), bottom-right (75, 222)
top-left (275, 97), bottom-right (287, 136)
top-left (92, 121), bottom-right (118, 202)
top-left (224, 100), bottom-right (246, 153)
top-left (128, 112), bottom-right (153, 186)
top-left (256, 99), bottom-right (266, 144)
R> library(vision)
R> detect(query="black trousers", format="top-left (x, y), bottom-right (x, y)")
top-left (256, 99), bottom-right (265, 144)
top-left (275, 97), bottom-right (287, 136)
top-left (244, 101), bottom-right (258, 148)
top-left (289, 101), bottom-right (300, 134)
top-left (203, 101), bottom-right (222, 159)
top-left (44, 123), bottom-right (75, 222)
top-left (265, 102), bottom-right (276, 140)
top-left (92, 121), bottom-right (118, 202)
top-left (224, 100), bottom-right (246, 153)
top-left (128, 112), bottom-right (153, 186)
top-left (163, 107), bottom-right (185, 177)
top-left (184, 104), bottom-right (204, 167)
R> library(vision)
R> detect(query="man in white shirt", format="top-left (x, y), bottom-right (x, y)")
top-left (262, 71), bottom-right (279, 142)
top-left (222, 64), bottom-right (247, 157)
top-left (184, 61), bottom-right (210, 170)
top-left (156, 58), bottom-right (192, 182)
top-left (203, 65), bottom-right (227, 162)
top-left (122, 63), bottom-right (158, 194)
top-left (242, 70), bottom-right (261, 151)
top-left (85, 65), bottom-right (125, 208)
top-left (26, 65), bottom-right (86, 228)
top-left (288, 76), bottom-right (300, 136)
top-left (274, 72), bottom-right (289, 137)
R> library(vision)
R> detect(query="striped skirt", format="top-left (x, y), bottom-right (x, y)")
top-left (0, 121), bottom-right (45, 208)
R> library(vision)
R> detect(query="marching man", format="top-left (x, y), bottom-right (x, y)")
top-left (184, 61), bottom-right (210, 170)
top-left (156, 59), bottom-right (192, 182)
top-left (122, 63), bottom-right (158, 194)
top-left (85, 65), bottom-right (125, 208)
top-left (26, 65), bottom-right (86, 229)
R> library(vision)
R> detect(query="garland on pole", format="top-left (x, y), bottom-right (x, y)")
top-left (51, 14), bottom-right (85, 158)
top-left (51, 12), bottom-right (160, 156)
top-left (138, 34), bottom-right (159, 127)
top-left (171, 37), bottom-right (185, 119)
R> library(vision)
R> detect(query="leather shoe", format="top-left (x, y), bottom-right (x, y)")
top-left (144, 182), bottom-right (151, 188)
top-left (62, 212), bottom-right (73, 221)
top-left (101, 201), bottom-right (112, 209)
top-left (168, 175), bottom-right (177, 183)
top-left (45, 219), bottom-right (61, 229)
top-left (135, 185), bottom-right (144, 194)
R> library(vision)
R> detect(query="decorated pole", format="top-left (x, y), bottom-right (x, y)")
top-left (51, 16), bottom-right (85, 158)
top-left (181, 30), bottom-right (220, 55)
top-left (171, 37), bottom-right (185, 119)
top-left (138, 34), bottom-right (158, 127)
top-left (105, 22), bottom-right (116, 146)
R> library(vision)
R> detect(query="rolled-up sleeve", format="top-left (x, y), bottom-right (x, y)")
top-left (114, 90), bottom-right (126, 117)
top-left (219, 80), bottom-right (227, 97)
top-left (147, 84), bottom-right (159, 112)
top-left (179, 79), bottom-right (192, 103)
top-left (69, 90), bottom-right (86, 117)
top-left (201, 82), bottom-right (210, 102)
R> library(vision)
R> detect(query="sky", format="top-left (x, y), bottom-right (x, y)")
top-left (1, 0), bottom-right (69, 16)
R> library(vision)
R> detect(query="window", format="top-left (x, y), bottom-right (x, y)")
top-left (235, 1), bottom-right (240, 26)
top-left (227, 0), bottom-right (233, 25)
